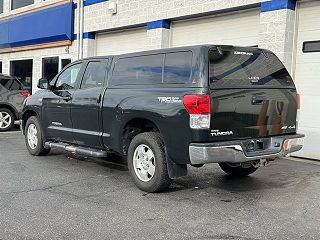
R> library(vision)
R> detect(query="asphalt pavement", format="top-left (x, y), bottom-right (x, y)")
top-left (0, 130), bottom-right (319, 240)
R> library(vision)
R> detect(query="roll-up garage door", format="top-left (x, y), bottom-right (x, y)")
top-left (96, 28), bottom-right (147, 56)
top-left (171, 10), bottom-right (260, 47)
top-left (292, 1), bottom-right (320, 160)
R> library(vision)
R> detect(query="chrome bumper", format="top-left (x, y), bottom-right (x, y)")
top-left (189, 134), bottom-right (304, 165)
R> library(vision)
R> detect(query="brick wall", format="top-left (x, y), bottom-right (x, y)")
top-left (84, 0), bottom-right (260, 33)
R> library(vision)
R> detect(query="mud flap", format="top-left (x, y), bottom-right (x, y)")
top-left (166, 152), bottom-right (188, 179)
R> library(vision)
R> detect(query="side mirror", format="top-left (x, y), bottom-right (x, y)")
top-left (37, 78), bottom-right (50, 90)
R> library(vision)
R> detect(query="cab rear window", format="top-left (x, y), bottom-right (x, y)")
top-left (111, 51), bottom-right (192, 86)
top-left (209, 48), bottom-right (295, 88)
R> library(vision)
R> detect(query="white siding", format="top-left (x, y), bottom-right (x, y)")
top-left (293, 1), bottom-right (320, 160)
top-left (96, 28), bottom-right (147, 56)
top-left (171, 10), bottom-right (260, 47)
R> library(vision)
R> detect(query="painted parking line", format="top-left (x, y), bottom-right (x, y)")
top-left (0, 130), bottom-right (21, 134)
top-left (285, 157), bottom-right (320, 166)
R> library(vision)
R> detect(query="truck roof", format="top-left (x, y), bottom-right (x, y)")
top-left (80, 44), bottom-right (259, 61)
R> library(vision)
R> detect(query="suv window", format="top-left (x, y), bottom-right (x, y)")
top-left (112, 54), bottom-right (164, 85)
top-left (55, 63), bottom-right (82, 90)
top-left (164, 52), bottom-right (192, 84)
top-left (81, 61), bottom-right (107, 89)
top-left (0, 78), bottom-right (22, 91)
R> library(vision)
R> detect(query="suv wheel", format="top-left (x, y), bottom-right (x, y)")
top-left (0, 108), bottom-right (15, 132)
top-left (127, 132), bottom-right (173, 192)
top-left (25, 116), bottom-right (50, 156)
top-left (219, 162), bottom-right (258, 177)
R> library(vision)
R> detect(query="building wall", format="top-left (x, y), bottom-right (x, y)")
top-left (84, 0), bottom-right (260, 33)
top-left (0, 0), bottom-right (76, 91)
top-left (0, 0), bottom-right (64, 18)
top-left (0, 0), bottom-right (299, 93)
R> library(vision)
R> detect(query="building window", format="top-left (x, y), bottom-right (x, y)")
top-left (303, 41), bottom-right (320, 53)
top-left (11, 0), bottom-right (34, 10)
top-left (42, 57), bottom-right (59, 82)
top-left (10, 59), bottom-right (33, 94)
top-left (0, 0), bottom-right (3, 14)
top-left (61, 58), bottom-right (71, 70)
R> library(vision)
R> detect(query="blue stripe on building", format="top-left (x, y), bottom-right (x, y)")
top-left (147, 20), bottom-right (171, 30)
top-left (73, 32), bottom-right (96, 40)
top-left (74, 0), bottom-right (108, 9)
top-left (0, 3), bottom-right (73, 49)
top-left (261, 0), bottom-right (296, 12)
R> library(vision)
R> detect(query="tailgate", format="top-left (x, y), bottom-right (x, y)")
top-left (208, 46), bottom-right (298, 140)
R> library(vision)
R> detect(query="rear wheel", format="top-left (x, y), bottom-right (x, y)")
top-left (25, 116), bottom-right (50, 156)
top-left (127, 132), bottom-right (172, 192)
top-left (219, 162), bottom-right (258, 177)
top-left (0, 108), bottom-right (15, 132)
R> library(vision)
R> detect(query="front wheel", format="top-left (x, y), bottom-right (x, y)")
top-left (25, 116), bottom-right (50, 156)
top-left (127, 132), bottom-right (173, 192)
top-left (219, 162), bottom-right (258, 177)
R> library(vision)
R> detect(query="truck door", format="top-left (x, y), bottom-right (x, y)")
top-left (43, 62), bottom-right (83, 142)
top-left (70, 59), bottom-right (109, 148)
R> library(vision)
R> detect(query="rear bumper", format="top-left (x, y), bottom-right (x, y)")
top-left (189, 134), bottom-right (304, 165)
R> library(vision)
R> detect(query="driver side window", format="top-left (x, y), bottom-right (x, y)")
top-left (55, 63), bottom-right (82, 90)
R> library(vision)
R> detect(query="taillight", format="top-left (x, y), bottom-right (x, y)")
top-left (296, 93), bottom-right (300, 127)
top-left (183, 95), bottom-right (210, 114)
top-left (296, 93), bottom-right (300, 110)
top-left (20, 91), bottom-right (30, 98)
top-left (183, 95), bottom-right (211, 129)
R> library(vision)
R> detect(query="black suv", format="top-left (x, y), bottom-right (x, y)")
top-left (21, 45), bottom-right (304, 192)
top-left (0, 74), bottom-right (30, 131)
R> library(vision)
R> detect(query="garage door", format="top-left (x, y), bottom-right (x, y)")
top-left (96, 28), bottom-right (147, 56)
top-left (171, 10), bottom-right (260, 47)
top-left (292, 1), bottom-right (320, 160)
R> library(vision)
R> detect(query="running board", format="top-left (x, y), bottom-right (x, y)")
top-left (45, 142), bottom-right (107, 158)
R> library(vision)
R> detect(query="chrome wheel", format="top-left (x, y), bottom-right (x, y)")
top-left (133, 144), bottom-right (156, 182)
top-left (27, 123), bottom-right (38, 150)
top-left (0, 111), bottom-right (12, 129)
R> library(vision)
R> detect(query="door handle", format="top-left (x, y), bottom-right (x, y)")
top-left (61, 96), bottom-right (72, 102)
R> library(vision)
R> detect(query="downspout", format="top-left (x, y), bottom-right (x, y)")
top-left (76, 0), bottom-right (81, 60)
top-left (79, 0), bottom-right (84, 59)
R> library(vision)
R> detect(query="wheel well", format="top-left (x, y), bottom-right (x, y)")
top-left (21, 110), bottom-right (37, 133)
top-left (121, 118), bottom-right (160, 155)
top-left (0, 104), bottom-right (18, 120)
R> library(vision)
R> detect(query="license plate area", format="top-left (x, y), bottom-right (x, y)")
top-left (243, 138), bottom-right (270, 152)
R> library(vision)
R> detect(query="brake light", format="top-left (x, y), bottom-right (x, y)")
top-left (183, 95), bottom-right (210, 114)
top-left (183, 95), bottom-right (211, 129)
top-left (296, 93), bottom-right (300, 127)
top-left (20, 91), bottom-right (30, 98)
top-left (296, 93), bottom-right (300, 110)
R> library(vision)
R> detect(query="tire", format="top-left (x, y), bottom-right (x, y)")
top-left (127, 132), bottom-right (173, 192)
top-left (0, 108), bottom-right (15, 132)
top-left (25, 116), bottom-right (50, 156)
top-left (219, 162), bottom-right (258, 177)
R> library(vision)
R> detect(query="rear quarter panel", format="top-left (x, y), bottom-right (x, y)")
top-left (102, 86), bottom-right (211, 164)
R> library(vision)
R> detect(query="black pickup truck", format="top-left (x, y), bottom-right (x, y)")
top-left (21, 45), bottom-right (304, 192)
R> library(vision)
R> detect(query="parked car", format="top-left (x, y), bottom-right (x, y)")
top-left (0, 74), bottom-right (30, 131)
top-left (21, 45), bottom-right (304, 192)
